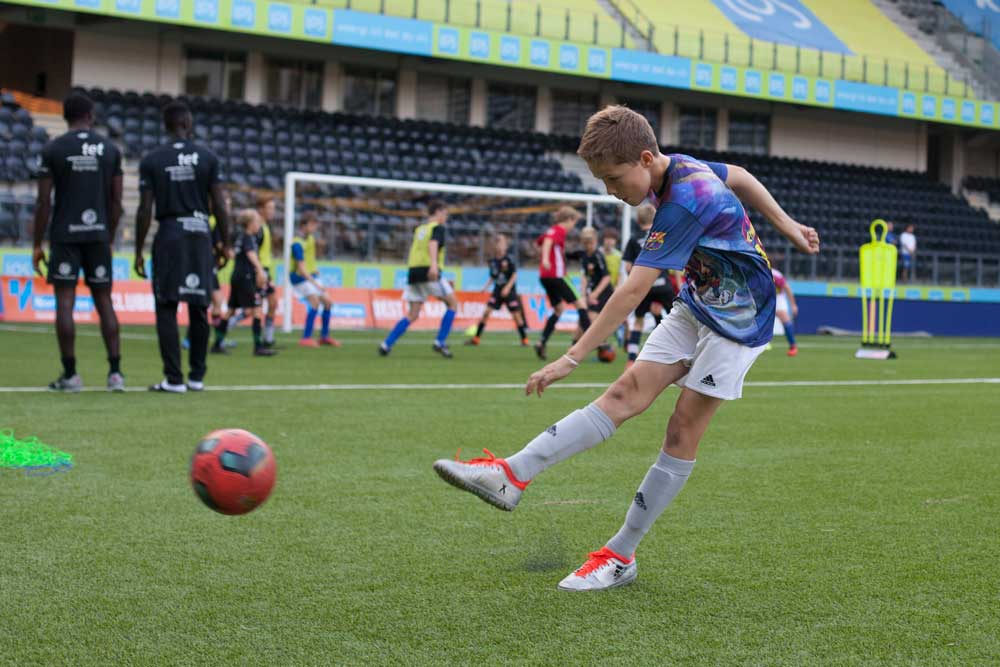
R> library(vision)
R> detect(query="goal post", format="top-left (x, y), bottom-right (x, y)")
top-left (281, 172), bottom-right (631, 333)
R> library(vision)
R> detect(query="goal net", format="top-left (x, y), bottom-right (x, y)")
top-left (279, 173), bottom-right (631, 333)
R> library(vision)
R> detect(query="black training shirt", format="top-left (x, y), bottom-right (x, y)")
top-left (139, 139), bottom-right (219, 232)
top-left (38, 129), bottom-right (122, 243)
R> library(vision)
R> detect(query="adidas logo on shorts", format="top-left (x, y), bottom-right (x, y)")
top-left (546, 425), bottom-right (558, 436)
top-left (700, 374), bottom-right (716, 387)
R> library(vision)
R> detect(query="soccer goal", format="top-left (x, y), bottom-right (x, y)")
top-left (280, 172), bottom-right (631, 333)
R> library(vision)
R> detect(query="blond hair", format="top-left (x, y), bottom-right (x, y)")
top-left (553, 205), bottom-right (582, 224)
top-left (580, 227), bottom-right (598, 242)
top-left (237, 208), bottom-right (262, 229)
top-left (577, 105), bottom-right (659, 165)
top-left (636, 203), bottom-right (656, 228)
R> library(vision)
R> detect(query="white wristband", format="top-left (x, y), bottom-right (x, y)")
top-left (561, 354), bottom-right (579, 367)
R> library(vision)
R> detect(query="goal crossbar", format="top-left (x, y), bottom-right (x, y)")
top-left (282, 172), bottom-right (632, 332)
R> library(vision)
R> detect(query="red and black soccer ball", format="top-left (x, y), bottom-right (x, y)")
top-left (597, 346), bottom-right (617, 363)
top-left (190, 429), bottom-right (276, 515)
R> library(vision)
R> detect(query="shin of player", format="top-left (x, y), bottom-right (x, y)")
top-left (292, 212), bottom-right (340, 348)
top-left (135, 101), bottom-right (231, 392)
top-left (434, 106), bottom-right (820, 591)
top-left (380, 200), bottom-right (457, 358)
top-left (33, 92), bottom-right (125, 392)
top-left (467, 233), bottom-right (528, 346)
top-left (535, 206), bottom-right (592, 360)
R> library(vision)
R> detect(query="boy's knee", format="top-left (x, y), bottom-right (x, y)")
top-left (599, 373), bottom-right (645, 421)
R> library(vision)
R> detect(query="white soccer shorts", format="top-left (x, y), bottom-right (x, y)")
top-left (293, 280), bottom-right (324, 300)
top-left (402, 279), bottom-right (453, 303)
top-left (775, 292), bottom-right (789, 315)
top-left (636, 301), bottom-right (767, 400)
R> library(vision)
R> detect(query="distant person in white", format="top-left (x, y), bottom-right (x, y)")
top-left (899, 224), bottom-right (917, 283)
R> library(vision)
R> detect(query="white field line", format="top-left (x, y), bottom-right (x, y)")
top-left (1, 378), bottom-right (998, 393)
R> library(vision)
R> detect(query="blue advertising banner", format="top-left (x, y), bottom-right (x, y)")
top-left (331, 9), bottom-right (433, 56)
top-left (610, 49), bottom-right (691, 88)
top-left (834, 80), bottom-right (899, 116)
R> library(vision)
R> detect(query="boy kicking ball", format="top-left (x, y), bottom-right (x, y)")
top-left (434, 106), bottom-right (819, 591)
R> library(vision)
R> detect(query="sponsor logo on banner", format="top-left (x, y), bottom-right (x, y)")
top-left (530, 40), bottom-right (550, 67)
top-left (437, 27), bottom-right (459, 54)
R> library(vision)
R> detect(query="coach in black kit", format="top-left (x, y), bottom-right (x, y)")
top-left (32, 92), bottom-right (124, 392)
top-left (135, 102), bottom-right (230, 393)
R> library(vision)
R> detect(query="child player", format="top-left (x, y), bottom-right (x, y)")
top-left (291, 211), bottom-right (341, 348)
top-left (534, 206), bottom-right (593, 361)
top-left (213, 209), bottom-right (277, 357)
top-left (772, 266), bottom-right (799, 356)
top-left (577, 227), bottom-right (615, 359)
top-left (434, 106), bottom-right (819, 591)
top-left (601, 227), bottom-right (626, 349)
top-left (379, 200), bottom-right (457, 358)
top-left (466, 233), bottom-right (529, 347)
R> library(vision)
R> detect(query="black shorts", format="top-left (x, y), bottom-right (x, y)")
top-left (636, 284), bottom-right (675, 317)
top-left (540, 277), bottom-right (577, 306)
top-left (229, 275), bottom-right (262, 310)
top-left (152, 231), bottom-right (214, 306)
top-left (487, 290), bottom-right (522, 312)
top-left (47, 242), bottom-right (112, 288)
top-left (588, 286), bottom-right (613, 313)
top-left (260, 267), bottom-right (276, 297)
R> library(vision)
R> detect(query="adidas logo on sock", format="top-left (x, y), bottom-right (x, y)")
top-left (700, 374), bottom-right (716, 387)
top-left (633, 492), bottom-right (647, 510)
top-left (546, 425), bottom-right (557, 436)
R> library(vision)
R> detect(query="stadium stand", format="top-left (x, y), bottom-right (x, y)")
top-left (610, 0), bottom-right (975, 95)
top-left (0, 91), bottom-right (48, 183)
top-left (2, 86), bottom-right (997, 283)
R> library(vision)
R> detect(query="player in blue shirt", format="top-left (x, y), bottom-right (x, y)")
top-left (290, 212), bottom-right (340, 348)
top-left (434, 106), bottom-right (819, 591)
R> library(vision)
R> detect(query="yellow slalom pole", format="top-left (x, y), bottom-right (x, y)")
top-left (885, 288), bottom-right (896, 347)
top-left (860, 287), bottom-right (869, 345)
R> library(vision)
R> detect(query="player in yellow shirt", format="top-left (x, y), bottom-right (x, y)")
top-left (255, 195), bottom-right (279, 347)
top-left (379, 200), bottom-right (458, 358)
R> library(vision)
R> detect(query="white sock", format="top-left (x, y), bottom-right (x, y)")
top-left (506, 403), bottom-right (615, 482)
top-left (605, 451), bottom-right (695, 558)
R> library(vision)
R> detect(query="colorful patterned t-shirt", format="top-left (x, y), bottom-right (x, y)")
top-left (634, 154), bottom-right (775, 347)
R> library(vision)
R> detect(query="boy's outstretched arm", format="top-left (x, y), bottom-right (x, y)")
top-left (724, 165), bottom-right (820, 255)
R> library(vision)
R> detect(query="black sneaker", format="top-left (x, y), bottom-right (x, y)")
top-left (210, 342), bottom-right (229, 355)
top-left (148, 379), bottom-right (187, 393)
top-left (432, 341), bottom-right (453, 359)
top-left (48, 374), bottom-right (83, 393)
top-left (254, 347), bottom-right (278, 357)
top-left (534, 343), bottom-right (547, 361)
top-left (378, 343), bottom-right (390, 356)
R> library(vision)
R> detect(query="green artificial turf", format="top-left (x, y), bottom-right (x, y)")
top-left (1, 324), bottom-right (998, 666)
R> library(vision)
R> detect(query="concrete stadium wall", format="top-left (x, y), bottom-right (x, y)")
top-left (72, 30), bottom-right (183, 96)
top-left (770, 107), bottom-right (928, 171)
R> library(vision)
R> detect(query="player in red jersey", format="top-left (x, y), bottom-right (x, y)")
top-left (771, 267), bottom-right (799, 356)
top-left (534, 206), bottom-right (592, 360)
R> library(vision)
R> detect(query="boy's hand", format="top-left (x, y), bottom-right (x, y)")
top-left (793, 223), bottom-right (820, 255)
top-left (587, 294), bottom-right (599, 306)
top-left (428, 266), bottom-right (439, 281)
top-left (255, 269), bottom-right (267, 288)
top-left (525, 356), bottom-right (576, 397)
